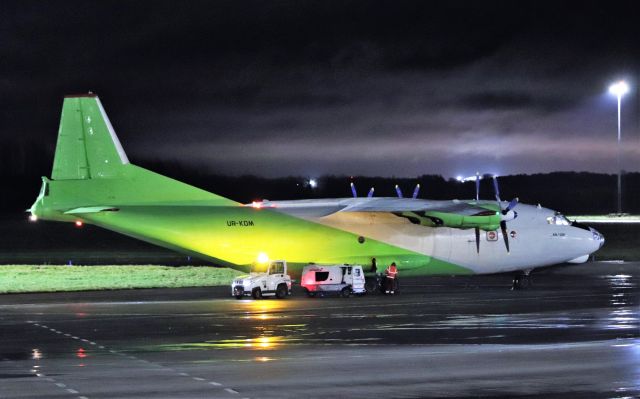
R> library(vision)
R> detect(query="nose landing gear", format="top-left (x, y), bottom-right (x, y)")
top-left (512, 270), bottom-right (532, 290)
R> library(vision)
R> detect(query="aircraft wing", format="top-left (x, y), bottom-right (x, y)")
top-left (260, 198), bottom-right (505, 231)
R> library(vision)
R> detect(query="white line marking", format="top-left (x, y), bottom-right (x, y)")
top-left (28, 320), bottom-right (238, 397)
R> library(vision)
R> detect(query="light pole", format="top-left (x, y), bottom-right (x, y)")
top-left (609, 80), bottom-right (629, 214)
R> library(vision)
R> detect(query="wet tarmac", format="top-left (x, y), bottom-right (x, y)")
top-left (0, 261), bottom-right (638, 398)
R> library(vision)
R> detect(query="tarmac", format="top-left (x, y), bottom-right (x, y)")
top-left (0, 261), bottom-right (638, 398)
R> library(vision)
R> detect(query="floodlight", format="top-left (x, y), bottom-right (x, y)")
top-left (609, 81), bottom-right (629, 97)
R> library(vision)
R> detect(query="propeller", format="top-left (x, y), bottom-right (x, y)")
top-left (474, 227), bottom-right (480, 253)
top-left (473, 172), bottom-right (481, 254)
top-left (412, 184), bottom-right (420, 199)
top-left (492, 175), bottom-right (519, 253)
top-left (351, 182), bottom-right (375, 199)
top-left (395, 185), bottom-right (403, 198)
top-left (396, 184), bottom-right (421, 199)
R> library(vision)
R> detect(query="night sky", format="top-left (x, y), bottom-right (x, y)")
top-left (2, 1), bottom-right (639, 178)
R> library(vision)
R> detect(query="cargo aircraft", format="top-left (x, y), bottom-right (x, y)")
top-left (29, 95), bottom-right (604, 287)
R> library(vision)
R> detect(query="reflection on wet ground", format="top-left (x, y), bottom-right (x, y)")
top-left (0, 261), bottom-right (638, 398)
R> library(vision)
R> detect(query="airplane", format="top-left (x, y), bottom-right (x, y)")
top-left (29, 94), bottom-right (605, 288)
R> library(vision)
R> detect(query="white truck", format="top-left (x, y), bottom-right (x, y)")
top-left (300, 264), bottom-right (366, 297)
top-left (231, 260), bottom-right (292, 299)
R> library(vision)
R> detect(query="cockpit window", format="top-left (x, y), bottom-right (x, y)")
top-left (546, 212), bottom-right (571, 226)
top-left (269, 262), bottom-right (285, 275)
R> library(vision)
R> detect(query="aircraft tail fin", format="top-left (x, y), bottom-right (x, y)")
top-left (52, 93), bottom-right (130, 180)
top-left (35, 94), bottom-right (237, 215)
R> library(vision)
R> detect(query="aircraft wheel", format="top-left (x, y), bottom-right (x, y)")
top-left (511, 273), bottom-right (531, 290)
top-left (275, 284), bottom-right (288, 299)
top-left (340, 287), bottom-right (351, 298)
top-left (234, 294), bottom-right (243, 300)
top-left (252, 287), bottom-right (262, 299)
top-left (305, 288), bottom-right (316, 297)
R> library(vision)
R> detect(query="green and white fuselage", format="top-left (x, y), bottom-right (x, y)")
top-left (30, 95), bottom-right (604, 277)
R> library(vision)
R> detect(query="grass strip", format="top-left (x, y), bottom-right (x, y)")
top-left (0, 265), bottom-right (242, 294)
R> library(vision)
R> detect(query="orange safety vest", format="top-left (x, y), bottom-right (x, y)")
top-left (386, 265), bottom-right (398, 279)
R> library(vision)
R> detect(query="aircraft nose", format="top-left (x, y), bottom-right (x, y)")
top-left (589, 227), bottom-right (605, 249)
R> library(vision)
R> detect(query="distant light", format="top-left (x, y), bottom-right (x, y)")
top-left (609, 81), bottom-right (629, 97)
top-left (251, 201), bottom-right (262, 209)
top-left (75, 220), bottom-right (83, 227)
top-left (457, 175), bottom-right (480, 182)
top-left (257, 252), bottom-right (269, 264)
top-left (308, 179), bottom-right (317, 188)
top-left (29, 214), bottom-right (38, 222)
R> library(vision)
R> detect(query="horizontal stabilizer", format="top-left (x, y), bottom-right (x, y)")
top-left (64, 206), bottom-right (120, 214)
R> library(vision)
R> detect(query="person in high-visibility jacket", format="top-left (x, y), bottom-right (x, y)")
top-left (384, 262), bottom-right (398, 294)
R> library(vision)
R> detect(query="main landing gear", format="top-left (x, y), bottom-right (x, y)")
top-left (511, 270), bottom-right (532, 290)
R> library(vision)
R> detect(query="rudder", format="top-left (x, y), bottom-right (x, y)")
top-left (52, 93), bottom-right (129, 180)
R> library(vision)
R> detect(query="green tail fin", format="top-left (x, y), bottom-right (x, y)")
top-left (52, 94), bottom-right (129, 180)
top-left (33, 94), bottom-right (238, 219)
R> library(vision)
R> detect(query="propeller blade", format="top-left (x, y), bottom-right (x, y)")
top-left (475, 172), bottom-right (480, 201)
top-left (500, 209), bottom-right (518, 222)
top-left (500, 221), bottom-right (510, 252)
top-left (350, 182), bottom-right (357, 198)
top-left (475, 227), bottom-right (480, 254)
top-left (492, 176), bottom-right (501, 203)
top-left (412, 183), bottom-right (420, 199)
top-left (505, 197), bottom-right (519, 213)
top-left (367, 187), bottom-right (375, 198)
top-left (395, 184), bottom-right (403, 198)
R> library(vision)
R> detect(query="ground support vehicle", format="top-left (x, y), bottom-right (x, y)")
top-left (301, 264), bottom-right (366, 297)
top-left (231, 260), bottom-right (292, 299)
